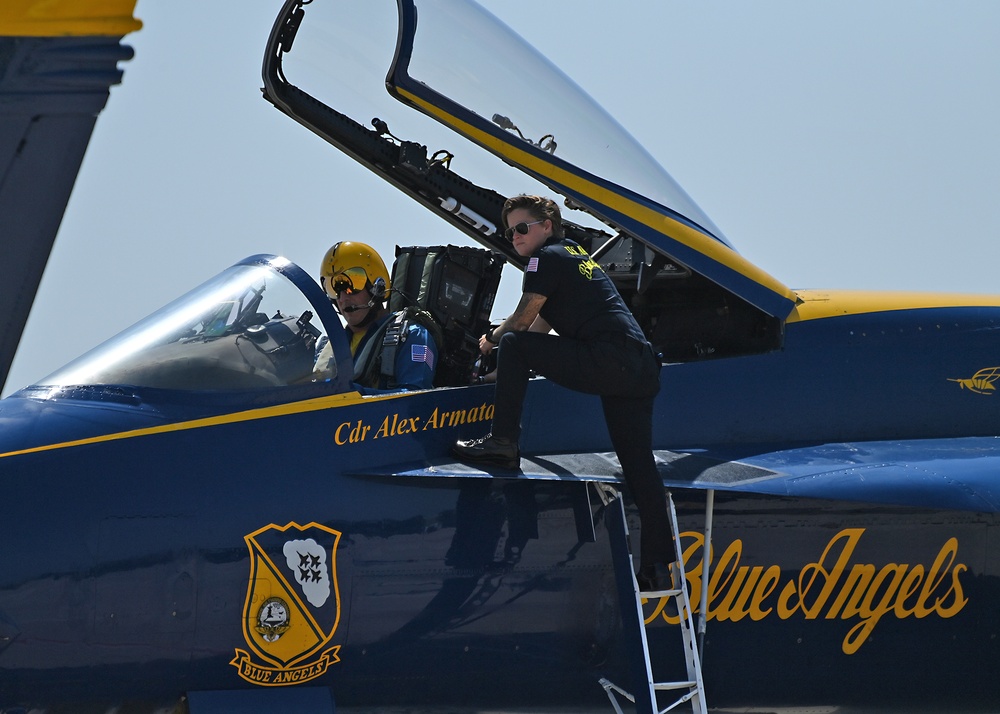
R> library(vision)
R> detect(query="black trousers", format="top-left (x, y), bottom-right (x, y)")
top-left (492, 331), bottom-right (671, 567)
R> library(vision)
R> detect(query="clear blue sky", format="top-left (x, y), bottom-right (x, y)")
top-left (5, 1), bottom-right (999, 396)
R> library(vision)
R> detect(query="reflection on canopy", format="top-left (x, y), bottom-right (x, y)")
top-left (37, 258), bottom-right (331, 392)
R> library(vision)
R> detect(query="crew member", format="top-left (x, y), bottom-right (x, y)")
top-left (316, 241), bottom-right (438, 391)
top-left (451, 195), bottom-right (672, 589)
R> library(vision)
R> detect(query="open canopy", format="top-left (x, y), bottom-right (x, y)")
top-left (262, 0), bottom-right (795, 320)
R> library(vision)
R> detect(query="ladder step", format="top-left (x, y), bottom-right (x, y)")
top-left (654, 681), bottom-right (699, 691)
top-left (637, 587), bottom-right (683, 598)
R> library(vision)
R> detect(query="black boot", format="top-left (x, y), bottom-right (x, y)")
top-left (636, 561), bottom-right (674, 593)
top-left (636, 562), bottom-right (682, 617)
top-left (451, 433), bottom-right (520, 470)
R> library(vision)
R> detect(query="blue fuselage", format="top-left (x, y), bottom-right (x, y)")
top-left (1, 303), bottom-right (999, 711)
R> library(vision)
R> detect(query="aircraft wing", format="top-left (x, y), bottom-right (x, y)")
top-left (0, 0), bottom-right (140, 391)
top-left (355, 437), bottom-right (1000, 514)
top-left (709, 437), bottom-right (1000, 512)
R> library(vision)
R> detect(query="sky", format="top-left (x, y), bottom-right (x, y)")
top-left (4, 1), bottom-right (999, 397)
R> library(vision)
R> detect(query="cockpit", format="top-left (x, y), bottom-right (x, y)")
top-left (25, 246), bottom-right (502, 403)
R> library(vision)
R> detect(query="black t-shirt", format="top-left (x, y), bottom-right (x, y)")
top-left (522, 237), bottom-right (646, 342)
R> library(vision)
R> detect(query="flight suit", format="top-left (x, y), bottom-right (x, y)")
top-left (313, 311), bottom-right (438, 391)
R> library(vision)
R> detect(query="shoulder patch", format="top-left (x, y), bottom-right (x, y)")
top-left (411, 344), bottom-right (435, 369)
top-left (527, 257), bottom-right (539, 272)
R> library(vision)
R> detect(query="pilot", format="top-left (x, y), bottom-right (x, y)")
top-left (451, 194), bottom-right (673, 590)
top-left (316, 241), bottom-right (438, 391)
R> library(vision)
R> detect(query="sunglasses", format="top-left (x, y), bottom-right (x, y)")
top-left (325, 267), bottom-right (370, 297)
top-left (504, 220), bottom-right (544, 241)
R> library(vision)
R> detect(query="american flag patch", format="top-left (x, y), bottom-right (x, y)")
top-left (527, 257), bottom-right (539, 272)
top-left (411, 344), bottom-right (435, 370)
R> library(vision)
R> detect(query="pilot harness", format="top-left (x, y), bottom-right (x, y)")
top-left (352, 305), bottom-right (443, 389)
top-left (353, 245), bottom-right (503, 389)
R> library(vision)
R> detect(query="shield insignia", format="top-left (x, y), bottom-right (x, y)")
top-left (231, 521), bottom-right (342, 686)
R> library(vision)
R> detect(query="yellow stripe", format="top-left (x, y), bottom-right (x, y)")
top-left (0, 389), bottom-right (412, 460)
top-left (397, 89), bottom-right (794, 307)
top-left (0, 0), bottom-right (141, 37)
top-left (788, 289), bottom-right (1000, 323)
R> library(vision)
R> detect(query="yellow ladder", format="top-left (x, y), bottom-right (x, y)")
top-left (598, 487), bottom-right (707, 714)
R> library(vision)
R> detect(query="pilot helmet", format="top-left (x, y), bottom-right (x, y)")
top-left (320, 241), bottom-right (391, 302)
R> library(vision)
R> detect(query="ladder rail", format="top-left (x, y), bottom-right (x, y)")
top-left (665, 494), bottom-right (707, 713)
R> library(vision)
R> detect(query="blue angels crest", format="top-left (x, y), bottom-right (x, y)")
top-left (231, 521), bottom-right (342, 686)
